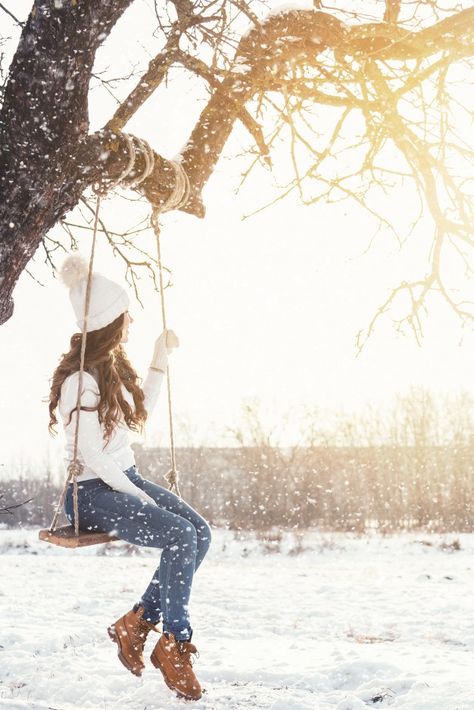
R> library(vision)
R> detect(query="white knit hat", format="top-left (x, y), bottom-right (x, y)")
top-left (60, 254), bottom-right (129, 333)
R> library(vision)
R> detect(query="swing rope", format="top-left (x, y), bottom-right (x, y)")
top-left (48, 196), bottom-right (101, 534)
top-left (48, 134), bottom-right (189, 535)
top-left (150, 158), bottom-right (190, 496)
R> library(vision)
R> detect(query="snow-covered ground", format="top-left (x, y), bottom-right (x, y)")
top-left (0, 528), bottom-right (473, 709)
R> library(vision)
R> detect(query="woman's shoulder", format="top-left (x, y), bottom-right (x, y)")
top-left (60, 370), bottom-right (100, 405)
top-left (62, 370), bottom-right (99, 388)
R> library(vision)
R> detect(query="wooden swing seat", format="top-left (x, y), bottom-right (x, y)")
top-left (38, 526), bottom-right (118, 548)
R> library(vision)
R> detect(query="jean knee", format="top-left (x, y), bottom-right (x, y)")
top-left (172, 518), bottom-right (198, 551)
top-left (197, 520), bottom-right (212, 552)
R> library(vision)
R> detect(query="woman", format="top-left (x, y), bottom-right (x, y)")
top-left (48, 254), bottom-right (211, 701)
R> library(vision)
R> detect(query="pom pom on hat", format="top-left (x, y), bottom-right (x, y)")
top-left (59, 253), bottom-right (90, 290)
top-left (59, 253), bottom-right (129, 333)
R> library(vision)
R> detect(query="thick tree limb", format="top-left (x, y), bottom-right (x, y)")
top-left (105, 34), bottom-right (181, 134)
top-left (180, 11), bottom-right (345, 197)
top-left (343, 7), bottom-right (474, 60)
top-left (82, 130), bottom-right (200, 215)
top-left (103, 9), bottom-right (224, 135)
top-left (179, 7), bottom-right (474, 198)
top-left (177, 51), bottom-right (271, 164)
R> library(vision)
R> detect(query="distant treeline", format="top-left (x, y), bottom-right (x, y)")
top-left (2, 390), bottom-right (473, 532)
top-left (1, 444), bottom-right (472, 532)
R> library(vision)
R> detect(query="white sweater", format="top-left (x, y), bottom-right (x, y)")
top-left (59, 368), bottom-right (164, 503)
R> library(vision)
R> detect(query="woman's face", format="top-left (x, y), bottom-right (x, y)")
top-left (121, 311), bottom-right (133, 343)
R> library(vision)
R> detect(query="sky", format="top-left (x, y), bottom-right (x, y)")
top-left (0, 0), bottom-right (473, 474)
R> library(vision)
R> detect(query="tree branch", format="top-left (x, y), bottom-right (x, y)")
top-left (0, 2), bottom-right (24, 27)
top-left (383, 0), bottom-right (401, 25)
top-left (105, 24), bottom-right (183, 133)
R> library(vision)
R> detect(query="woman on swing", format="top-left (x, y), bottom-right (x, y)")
top-left (48, 254), bottom-right (211, 702)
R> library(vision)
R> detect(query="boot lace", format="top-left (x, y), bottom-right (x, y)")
top-left (132, 619), bottom-right (157, 647)
top-left (139, 619), bottom-right (158, 634)
top-left (177, 640), bottom-right (199, 665)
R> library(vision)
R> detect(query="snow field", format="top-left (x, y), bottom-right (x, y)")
top-left (0, 529), bottom-right (473, 709)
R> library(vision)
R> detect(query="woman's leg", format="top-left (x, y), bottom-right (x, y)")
top-left (125, 467), bottom-right (212, 568)
top-left (69, 482), bottom-right (198, 639)
top-left (66, 476), bottom-right (207, 698)
top-left (126, 468), bottom-right (212, 638)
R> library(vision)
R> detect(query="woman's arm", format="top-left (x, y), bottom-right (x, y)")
top-left (142, 329), bottom-right (179, 416)
top-left (142, 367), bottom-right (165, 416)
top-left (61, 374), bottom-right (156, 505)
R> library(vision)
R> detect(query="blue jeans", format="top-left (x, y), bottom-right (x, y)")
top-left (64, 466), bottom-right (211, 641)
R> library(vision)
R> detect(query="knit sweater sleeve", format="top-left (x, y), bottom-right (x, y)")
top-left (142, 367), bottom-right (165, 416)
top-left (60, 373), bottom-right (155, 504)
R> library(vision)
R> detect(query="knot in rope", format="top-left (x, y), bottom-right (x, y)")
top-left (67, 460), bottom-right (84, 479)
top-left (164, 468), bottom-right (180, 495)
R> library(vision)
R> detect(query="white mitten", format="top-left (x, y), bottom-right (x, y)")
top-left (150, 329), bottom-right (180, 372)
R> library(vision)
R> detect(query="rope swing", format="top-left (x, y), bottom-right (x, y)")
top-left (151, 158), bottom-right (190, 497)
top-left (39, 135), bottom-right (190, 547)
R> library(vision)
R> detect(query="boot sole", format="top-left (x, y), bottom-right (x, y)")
top-left (150, 652), bottom-right (202, 701)
top-left (107, 625), bottom-right (143, 677)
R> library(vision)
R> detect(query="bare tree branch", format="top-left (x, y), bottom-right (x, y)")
top-left (0, 2), bottom-right (24, 27)
top-left (0, 492), bottom-right (33, 514)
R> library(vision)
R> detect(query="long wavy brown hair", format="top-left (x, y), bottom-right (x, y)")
top-left (48, 313), bottom-right (147, 443)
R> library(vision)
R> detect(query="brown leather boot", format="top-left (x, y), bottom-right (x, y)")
top-left (107, 606), bottom-right (158, 677)
top-left (150, 633), bottom-right (202, 700)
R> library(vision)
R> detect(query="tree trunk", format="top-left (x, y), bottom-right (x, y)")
top-left (0, 0), bottom-right (133, 324)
